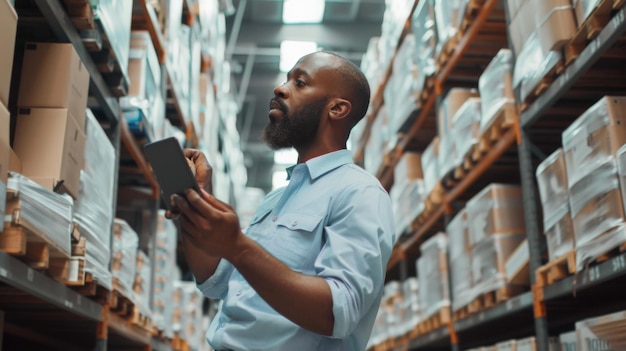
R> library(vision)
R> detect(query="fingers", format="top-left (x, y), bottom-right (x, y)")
top-left (181, 189), bottom-right (221, 221)
top-left (200, 189), bottom-right (232, 212)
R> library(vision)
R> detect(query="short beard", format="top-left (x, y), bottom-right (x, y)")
top-left (262, 97), bottom-right (327, 150)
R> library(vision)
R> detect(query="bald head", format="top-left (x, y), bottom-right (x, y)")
top-left (302, 51), bottom-right (371, 128)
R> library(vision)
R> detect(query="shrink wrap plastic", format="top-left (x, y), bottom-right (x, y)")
top-left (479, 49), bottom-right (514, 132)
top-left (466, 184), bottom-right (525, 246)
top-left (6, 172), bottom-right (72, 257)
top-left (417, 233), bottom-right (450, 319)
top-left (74, 109), bottom-right (115, 269)
top-left (112, 219), bottom-right (139, 299)
top-left (562, 96), bottom-right (626, 186)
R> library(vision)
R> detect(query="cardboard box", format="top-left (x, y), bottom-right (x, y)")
top-left (562, 96), bottom-right (626, 186)
top-left (8, 148), bottom-right (20, 173)
top-left (479, 49), bottom-right (515, 132)
top-left (13, 108), bottom-right (86, 199)
top-left (505, 238), bottom-right (530, 286)
top-left (0, 0), bottom-right (17, 107)
top-left (532, 0), bottom-right (577, 53)
top-left (472, 234), bottom-right (525, 295)
top-left (536, 148), bottom-right (570, 225)
top-left (576, 309), bottom-right (626, 350)
top-left (508, 0), bottom-right (535, 55)
top-left (545, 211), bottom-right (575, 262)
top-left (0, 102), bottom-right (9, 147)
top-left (0, 138), bottom-right (9, 218)
top-left (438, 88), bottom-right (479, 137)
top-left (467, 184), bottom-right (526, 245)
top-left (569, 161), bottom-right (624, 248)
top-left (18, 43), bottom-right (90, 130)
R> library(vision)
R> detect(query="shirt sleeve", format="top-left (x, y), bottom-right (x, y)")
top-left (315, 185), bottom-right (396, 339)
top-left (196, 258), bottom-right (234, 300)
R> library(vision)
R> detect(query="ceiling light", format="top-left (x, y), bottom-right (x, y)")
top-left (279, 40), bottom-right (318, 72)
top-left (283, 0), bottom-right (325, 24)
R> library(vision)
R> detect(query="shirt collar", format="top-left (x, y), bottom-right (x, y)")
top-left (285, 149), bottom-right (354, 181)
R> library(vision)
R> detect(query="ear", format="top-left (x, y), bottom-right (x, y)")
top-left (328, 98), bottom-right (352, 121)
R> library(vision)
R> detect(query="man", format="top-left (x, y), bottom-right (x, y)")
top-left (170, 51), bottom-right (396, 351)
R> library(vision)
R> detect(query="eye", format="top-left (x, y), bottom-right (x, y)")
top-left (295, 79), bottom-right (306, 87)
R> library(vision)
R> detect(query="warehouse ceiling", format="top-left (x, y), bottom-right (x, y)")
top-left (225, 0), bottom-right (385, 193)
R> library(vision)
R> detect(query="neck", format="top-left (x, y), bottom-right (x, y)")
top-left (296, 142), bottom-right (346, 163)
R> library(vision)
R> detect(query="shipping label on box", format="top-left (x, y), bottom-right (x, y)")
top-left (18, 43), bottom-right (90, 130)
top-left (0, 0), bottom-right (17, 107)
top-left (13, 108), bottom-right (86, 199)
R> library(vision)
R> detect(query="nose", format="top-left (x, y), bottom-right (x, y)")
top-left (273, 82), bottom-right (288, 99)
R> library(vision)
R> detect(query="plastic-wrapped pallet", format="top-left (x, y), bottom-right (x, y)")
top-left (516, 336), bottom-right (562, 351)
top-left (447, 209), bottom-right (475, 312)
top-left (422, 137), bottom-right (440, 195)
top-left (74, 109), bottom-right (115, 285)
top-left (438, 88), bottom-right (480, 138)
top-left (562, 96), bottom-right (626, 186)
top-left (619, 144), bottom-right (626, 211)
top-left (364, 106), bottom-right (389, 174)
top-left (402, 277), bottom-right (420, 332)
top-left (466, 184), bottom-right (525, 246)
top-left (574, 0), bottom-right (606, 27)
top-left (4, 172), bottom-right (73, 257)
top-left (379, 0), bottom-right (414, 71)
top-left (112, 219), bottom-right (139, 300)
top-left (471, 234), bottom-right (526, 299)
top-left (411, 0), bottom-right (438, 95)
top-left (360, 37), bottom-right (385, 93)
top-left (390, 179), bottom-right (425, 234)
top-left (133, 250), bottom-right (152, 319)
top-left (536, 148), bottom-right (575, 261)
top-left (576, 309), bottom-right (626, 350)
top-left (417, 233), bottom-right (450, 319)
top-left (367, 300), bottom-right (388, 349)
top-left (478, 49), bottom-right (515, 133)
top-left (451, 97), bottom-right (482, 166)
top-left (381, 281), bottom-right (403, 339)
top-left (173, 281), bottom-right (205, 350)
top-left (93, 0), bottom-right (133, 79)
top-left (569, 161), bottom-right (626, 270)
top-left (433, 0), bottom-right (469, 56)
top-left (152, 211), bottom-right (178, 338)
top-left (438, 134), bottom-right (457, 180)
top-left (385, 34), bottom-right (419, 134)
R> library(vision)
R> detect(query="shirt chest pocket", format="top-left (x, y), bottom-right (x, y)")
top-left (272, 213), bottom-right (323, 270)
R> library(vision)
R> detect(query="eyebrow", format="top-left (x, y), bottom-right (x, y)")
top-left (287, 67), bottom-right (311, 80)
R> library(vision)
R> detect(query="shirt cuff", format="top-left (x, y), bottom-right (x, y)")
top-left (326, 277), bottom-right (352, 339)
top-left (196, 259), bottom-right (232, 299)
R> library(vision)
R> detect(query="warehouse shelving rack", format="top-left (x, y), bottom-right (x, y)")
top-left (364, 1), bottom-right (626, 351)
top-left (0, 0), bottom-right (211, 349)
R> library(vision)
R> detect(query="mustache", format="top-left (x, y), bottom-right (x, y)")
top-left (270, 98), bottom-right (288, 112)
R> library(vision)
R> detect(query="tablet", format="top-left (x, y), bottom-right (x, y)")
top-left (143, 137), bottom-right (201, 209)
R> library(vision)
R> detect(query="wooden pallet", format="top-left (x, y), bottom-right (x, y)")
top-left (110, 280), bottom-right (135, 318)
top-left (441, 102), bottom-right (517, 189)
top-left (520, 58), bottom-right (565, 112)
top-left (1, 194), bottom-right (86, 285)
top-left (436, 34), bottom-right (460, 71)
top-left (130, 305), bottom-right (154, 333)
top-left (453, 304), bottom-right (471, 321)
top-left (535, 251), bottom-right (576, 287)
top-left (172, 333), bottom-right (190, 351)
top-left (467, 285), bottom-right (525, 314)
top-left (73, 272), bottom-right (113, 305)
top-left (412, 307), bottom-right (451, 338)
top-left (564, 0), bottom-right (619, 66)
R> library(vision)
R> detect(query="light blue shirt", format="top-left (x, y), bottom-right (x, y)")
top-left (197, 149), bottom-right (396, 351)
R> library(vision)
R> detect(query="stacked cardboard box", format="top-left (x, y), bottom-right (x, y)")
top-left (576, 310), bottom-right (626, 350)
top-left (133, 250), bottom-right (152, 319)
top-left (172, 281), bottom-right (205, 350)
top-left (390, 152), bottom-right (425, 233)
top-left (447, 209), bottom-right (475, 312)
top-left (508, 0), bottom-right (576, 102)
top-left (562, 97), bottom-right (626, 271)
top-left (112, 219), bottom-right (139, 300)
top-left (433, 0), bottom-right (470, 57)
top-left (536, 149), bottom-right (576, 262)
top-left (152, 211), bottom-right (178, 338)
top-left (411, 0), bottom-right (438, 99)
top-left (73, 110), bottom-right (116, 290)
top-left (0, 103), bottom-right (10, 217)
top-left (384, 34), bottom-right (419, 134)
top-left (417, 233), bottom-right (450, 319)
top-left (14, 43), bottom-right (90, 199)
top-left (479, 49), bottom-right (515, 133)
top-left (466, 184), bottom-right (526, 299)
top-left (422, 137), bottom-right (440, 196)
top-left (0, 0), bottom-right (17, 108)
